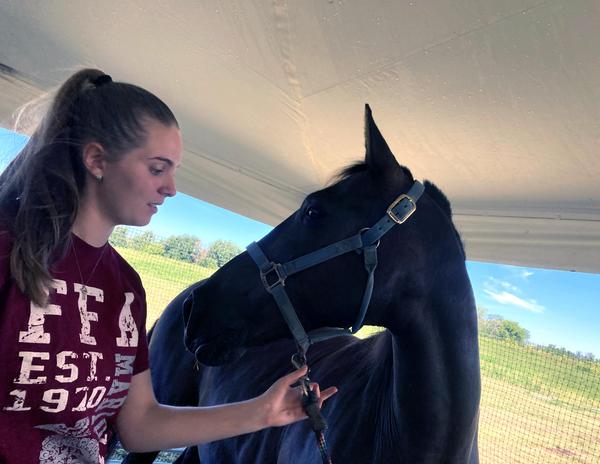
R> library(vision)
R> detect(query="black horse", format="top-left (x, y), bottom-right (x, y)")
top-left (124, 105), bottom-right (480, 463)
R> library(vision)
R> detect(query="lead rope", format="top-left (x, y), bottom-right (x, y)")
top-left (292, 352), bottom-right (333, 464)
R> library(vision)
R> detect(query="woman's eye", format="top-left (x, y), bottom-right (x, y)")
top-left (150, 167), bottom-right (164, 175)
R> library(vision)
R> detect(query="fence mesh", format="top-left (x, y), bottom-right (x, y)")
top-left (110, 229), bottom-right (600, 463)
top-left (478, 336), bottom-right (600, 463)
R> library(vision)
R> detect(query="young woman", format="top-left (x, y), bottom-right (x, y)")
top-left (0, 69), bottom-right (336, 463)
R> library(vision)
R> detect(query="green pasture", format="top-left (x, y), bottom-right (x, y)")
top-left (479, 337), bottom-right (599, 463)
top-left (119, 247), bottom-right (600, 463)
top-left (115, 247), bottom-right (213, 327)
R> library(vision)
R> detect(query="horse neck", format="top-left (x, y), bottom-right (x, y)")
top-left (377, 258), bottom-right (480, 457)
top-left (387, 260), bottom-right (479, 390)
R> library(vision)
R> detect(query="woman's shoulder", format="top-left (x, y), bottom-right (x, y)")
top-left (108, 245), bottom-right (144, 289)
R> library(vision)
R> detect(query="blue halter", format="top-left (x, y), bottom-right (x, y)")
top-left (246, 180), bottom-right (425, 357)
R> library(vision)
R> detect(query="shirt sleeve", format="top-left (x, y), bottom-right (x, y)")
top-left (132, 280), bottom-right (150, 375)
top-left (133, 320), bottom-right (150, 375)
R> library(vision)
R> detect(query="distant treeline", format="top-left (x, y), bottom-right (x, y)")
top-left (478, 307), bottom-right (596, 361)
top-left (109, 226), bottom-right (242, 269)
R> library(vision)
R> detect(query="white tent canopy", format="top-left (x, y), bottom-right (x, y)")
top-left (1, 0), bottom-right (598, 273)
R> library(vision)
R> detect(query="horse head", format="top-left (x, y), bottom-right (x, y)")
top-left (183, 105), bottom-right (467, 366)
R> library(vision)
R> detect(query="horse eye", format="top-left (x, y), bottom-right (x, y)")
top-left (305, 206), bottom-right (321, 219)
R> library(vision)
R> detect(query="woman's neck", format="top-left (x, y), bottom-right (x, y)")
top-left (72, 205), bottom-right (114, 247)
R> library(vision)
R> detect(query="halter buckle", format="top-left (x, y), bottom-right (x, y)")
top-left (260, 262), bottom-right (286, 292)
top-left (387, 194), bottom-right (416, 224)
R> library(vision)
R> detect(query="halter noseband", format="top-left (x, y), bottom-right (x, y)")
top-left (246, 180), bottom-right (425, 357)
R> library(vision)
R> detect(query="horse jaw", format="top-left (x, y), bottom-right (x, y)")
top-left (195, 342), bottom-right (246, 367)
top-left (182, 283), bottom-right (249, 366)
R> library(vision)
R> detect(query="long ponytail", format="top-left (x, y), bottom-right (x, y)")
top-left (0, 68), bottom-right (177, 306)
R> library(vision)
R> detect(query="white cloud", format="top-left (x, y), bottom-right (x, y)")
top-left (484, 277), bottom-right (520, 294)
top-left (483, 289), bottom-right (545, 313)
top-left (482, 275), bottom-right (545, 313)
top-left (499, 264), bottom-right (535, 281)
top-left (519, 270), bottom-right (534, 280)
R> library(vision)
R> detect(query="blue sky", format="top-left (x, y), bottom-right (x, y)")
top-left (2, 127), bottom-right (599, 357)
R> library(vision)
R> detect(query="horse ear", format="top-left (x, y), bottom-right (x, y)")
top-left (364, 104), bottom-right (400, 173)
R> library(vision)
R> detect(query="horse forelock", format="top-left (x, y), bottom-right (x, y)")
top-left (328, 160), bottom-right (413, 187)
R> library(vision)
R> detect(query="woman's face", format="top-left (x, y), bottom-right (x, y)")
top-left (97, 120), bottom-right (183, 227)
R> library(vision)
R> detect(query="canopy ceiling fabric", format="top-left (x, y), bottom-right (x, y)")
top-left (1, 0), bottom-right (598, 273)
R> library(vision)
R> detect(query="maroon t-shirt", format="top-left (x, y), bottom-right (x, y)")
top-left (0, 232), bottom-right (149, 463)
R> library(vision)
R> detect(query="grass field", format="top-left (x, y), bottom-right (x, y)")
top-left (479, 337), bottom-right (599, 463)
top-left (115, 247), bottom-right (213, 327)
top-left (117, 247), bottom-right (600, 463)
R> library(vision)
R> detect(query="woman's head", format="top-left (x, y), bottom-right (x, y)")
top-left (55, 69), bottom-right (178, 167)
top-left (80, 118), bottom-right (182, 230)
top-left (0, 68), bottom-right (180, 306)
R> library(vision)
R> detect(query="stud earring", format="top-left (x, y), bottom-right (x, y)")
top-left (96, 174), bottom-right (103, 182)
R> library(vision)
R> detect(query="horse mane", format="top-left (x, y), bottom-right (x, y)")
top-left (424, 180), bottom-right (466, 258)
top-left (424, 180), bottom-right (452, 218)
top-left (329, 161), bottom-right (368, 184)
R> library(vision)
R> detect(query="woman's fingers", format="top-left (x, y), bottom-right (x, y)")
top-left (281, 368), bottom-right (338, 412)
top-left (316, 386), bottom-right (338, 407)
top-left (309, 382), bottom-right (338, 408)
top-left (311, 383), bottom-right (321, 397)
top-left (319, 386), bottom-right (338, 402)
top-left (283, 366), bottom-right (309, 386)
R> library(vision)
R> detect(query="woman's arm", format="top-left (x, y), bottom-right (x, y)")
top-left (116, 367), bottom-right (337, 452)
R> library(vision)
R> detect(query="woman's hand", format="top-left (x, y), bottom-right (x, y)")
top-left (257, 366), bottom-right (338, 428)
top-left (117, 368), bottom-right (337, 452)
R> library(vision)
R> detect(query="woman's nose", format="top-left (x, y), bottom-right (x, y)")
top-left (160, 174), bottom-right (177, 197)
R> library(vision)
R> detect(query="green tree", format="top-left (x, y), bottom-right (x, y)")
top-left (498, 319), bottom-right (530, 343)
top-left (129, 231), bottom-right (163, 255)
top-left (109, 226), bottom-right (130, 248)
top-left (198, 256), bottom-right (219, 269)
top-left (163, 234), bottom-right (202, 263)
top-left (478, 310), bottom-right (530, 344)
top-left (206, 240), bottom-right (242, 268)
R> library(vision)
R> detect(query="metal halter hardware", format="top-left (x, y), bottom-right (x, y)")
top-left (387, 194), bottom-right (417, 224)
top-left (246, 180), bottom-right (425, 356)
top-left (260, 262), bottom-right (287, 291)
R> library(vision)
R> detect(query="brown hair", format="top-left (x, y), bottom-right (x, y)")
top-left (0, 68), bottom-right (178, 306)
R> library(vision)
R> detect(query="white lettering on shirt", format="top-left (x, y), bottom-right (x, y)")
top-left (75, 284), bottom-right (103, 345)
top-left (56, 351), bottom-right (78, 383)
top-left (114, 353), bottom-right (135, 376)
top-left (14, 351), bottom-right (49, 384)
top-left (84, 351), bottom-right (104, 382)
top-left (3, 389), bottom-right (31, 411)
top-left (40, 388), bottom-right (69, 413)
top-left (116, 292), bottom-right (139, 348)
top-left (18, 280), bottom-right (66, 344)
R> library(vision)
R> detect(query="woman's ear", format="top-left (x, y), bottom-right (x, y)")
top-left (82, 142), bottom-right (106, 181)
